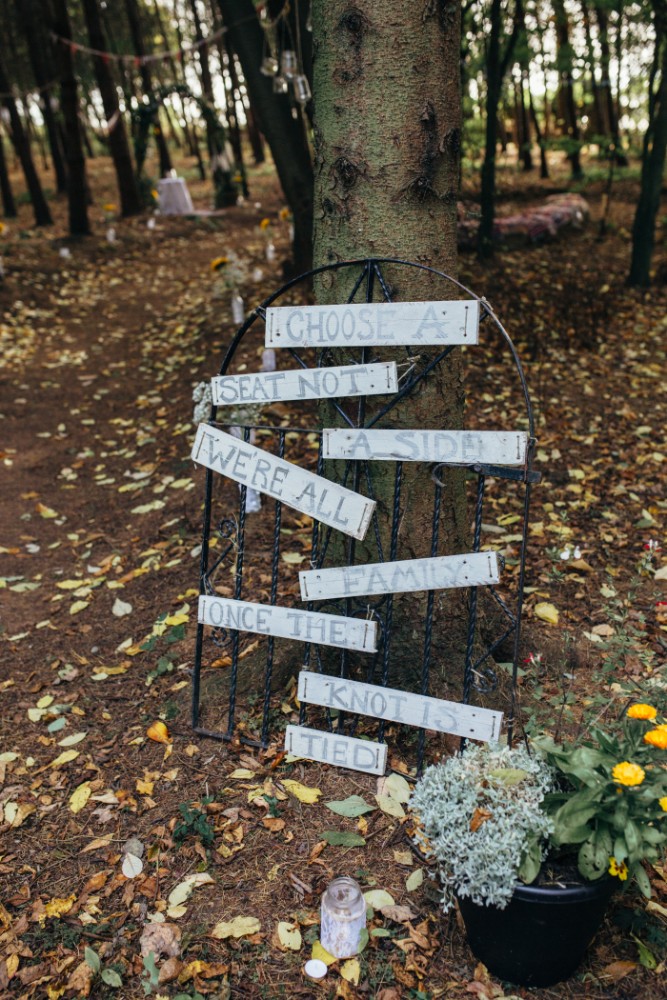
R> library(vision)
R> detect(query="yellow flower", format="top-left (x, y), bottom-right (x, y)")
top-left (102, 203), bottom-right (117, 213)
top-left (279, 207), bottom-right (290, 221)
top-left (644, 729), bottom-right (667, 749)
top-left (0, 221), bottom-right (5, 235)
top-left (608, 857), bottom-right (629, 880)
top-left (210, 256), bottom-right (229, 272)
top-left (659, 797), bottom-right (667, 812)
top-left (259, 217), bottom-right (271, 230)
top-left (151, 189), bottom-right (159, 201)
top-left (612, 762), bottom-right (645, 786)
top-left (627, 703), bottom-right (657, 720)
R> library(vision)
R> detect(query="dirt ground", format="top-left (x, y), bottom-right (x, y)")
top-left (1, 149), bottom-right (667, 999)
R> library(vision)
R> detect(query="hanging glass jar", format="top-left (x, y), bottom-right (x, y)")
top-left (272, 75), bottom-right (288, 94)
top-left (265, 242), bottom-right (276, 263)
top-left (260, 55), bottom-right (279, 77)
top-left (320, 876), bottom-right (366, 959)
top-left (280, 49), bottom-right (298, 79)
top-left (293, 75), bottom-right (311, 105)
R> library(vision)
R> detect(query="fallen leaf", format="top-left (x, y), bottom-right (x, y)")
top-left (321, 830), bottom-right (366, 847)
top-left (277, 921), bottom-right (302, 951)
top-left (340, 958), bottom-right (360, 984)
top-left (69, 600), bottom-right (90, 615)
top-left (375, 794), bottom-right (406, 818)
top-left (140, 921), bottom-right (181, 958)
top-left (380, 904), bottom-right (417, 922)
top-left (325, 794), bottom-right (375, 817)
top-left (121, 854), bottom-right (143, 878)
top-left (4, 802), bottom-right (36, 828)
top-left (210, 915), bottom-right (261, 939)
top-left (600, 960), bottom-right (638, 982)
top-left (44, 894), bottom-right (76, 919)
top-left (69, 781), bottom-right (92, 814)
top-left (167, 872), bottom-right (214, 908)
top-left (364, 889), bottom-right (395, 910)
top-left (534, 601), bottom-right (559, 625)
top-left (405, 869), bottom-right (424, 892)
top-left (377, 773), bottom-right (411, 804)
top-left (311, 940), bottom-right (336, 965)
top-left (282, 779), bottom-right (321, 803)
top-left (146, 720), bottom-right (170, 744)
top-left (49, 749), bottom-right (79, 767)
top-left (112, 598), bottom-right (133, 617)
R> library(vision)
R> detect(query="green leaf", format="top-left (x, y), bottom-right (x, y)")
top-left (578, 828), bottom-right (612, 880)
top-left (142, 952), bottom-right (160, 988)
top-left (101, 969), bottom-right (123, 988)
top-left (84, 947), bottom-right (101, 974)
top-left (321, 830), bottom-right (366, 847)
top-left (487, 767), bottom-right (530, 786)
top-left (632, 934), bottom-right (658, 969)
top-left (518, 837), bottom-right (543, 883)
top-left (371, 928), bottom-right (392, 937)
top-left (325, 795), bottom-right (374, 818)
top-left (357, 927), bottom-right (369, 953)
top-left (633, 862), bottom-right (652, 898)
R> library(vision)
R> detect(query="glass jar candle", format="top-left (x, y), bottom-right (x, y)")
top-left (320, 876), bottom-right (366, 959)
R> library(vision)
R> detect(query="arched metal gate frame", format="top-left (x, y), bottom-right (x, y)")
top-left (191, 258), bottom-right (541, 773)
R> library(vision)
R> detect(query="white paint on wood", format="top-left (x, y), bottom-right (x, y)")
top-left (199, 596), bottom-right (378, 652)
top-left (285, 724), bottom-right (388, 775)
top-left (322, 429), bottom-right (528, 466)
top-left (265, 300), bottom-right (479, 348)
top-left (299, 551), bottom-right (500, 601)
top-left (298, 671), bottom-right (503, 742)
top-left (192, 424), bottom-right (375, 540)
top-left (211, 361), bottom-right (398, 406)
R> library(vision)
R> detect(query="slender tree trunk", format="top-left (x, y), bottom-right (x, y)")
top-left (553, 0), bottom-right (583, 178)
top-left (81, 0), bottom-right (142, 217)
top-left (18, 0), bottom-right (68, 194)
top-left (216, 0), bottom-right (313, 272)
top-left (580, 0), bottom-right (606, 139)
top-left (479, 0), bottom-right (512, 258)
top-left (224, 43), bottom-right (249, 195)
top-left (124, 0), bottom-right (173, 176)
top-left (629, 4), bottom-right (667, 287)
top-left (311, 0), bottom-right (469, 687)
top-left (172, 0), bottom-right (207, 178)
top-left (243, 91), bottom-right (265, 165)
top-left (528, 81), bottom-right (549, 178)
top-left (0, 54), bottom-right (52, 225)
top-left (595, 4), bottom-right (627, 164)
top-left (0, 132), bottom-right (17, 217)
top-left (516, 75), bottom-right (533, 170)
top-left (51, 0), bottom-right (90, 235)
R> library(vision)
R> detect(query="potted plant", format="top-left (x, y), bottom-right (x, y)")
top-left (410, 702), bottom-right (667, 987)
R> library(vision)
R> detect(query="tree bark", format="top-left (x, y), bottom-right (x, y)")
top-left (553, 0), bottom-right (583, 178)
top-left (629, 2), bottom-right (667, 287)
top-left (0, 131), bottom-right (17, 217)
top-left (0, 52), bottom-right (52, 226)
top-left (81, 0), bottom-right (142, 217)
top-left (216, 0), bottom-right (313, 273)
top-left (311, 0), bottom-right (469, 689)
top-left (50, 0), bottom-right (91, 235)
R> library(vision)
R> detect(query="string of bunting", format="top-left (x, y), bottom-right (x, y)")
top-left (49, 25), bottom-right (228, 66)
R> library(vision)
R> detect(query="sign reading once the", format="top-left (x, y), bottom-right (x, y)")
top-left (322, 429), bottom-right (528, 466)
top-left (199, 596), bottom-right (378, 652)
top-left (298, 671), bottom-right (503, 741)
top-left (192, 424), bottom-right (375, 540)
top-left (299, 551), bottom-right (500, 601)
top-left (285, 724), bottom-right (388, 775)
top-left (265, 300), bottom-right (479, 348)
top-left (211, 361), bottom-right (398, 406)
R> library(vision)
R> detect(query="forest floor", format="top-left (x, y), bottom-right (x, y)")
top-left (1, 148), bottom-right (667, 1000)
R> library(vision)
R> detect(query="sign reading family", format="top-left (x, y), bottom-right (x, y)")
top-left (265, 299), bottom-right (479, 347)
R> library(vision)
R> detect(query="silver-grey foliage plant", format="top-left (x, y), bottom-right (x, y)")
top-left (411, 742), bottom-right (555, 911)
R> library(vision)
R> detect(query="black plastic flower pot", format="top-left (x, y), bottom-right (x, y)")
top-left (457, 877), bottom-right (616, 988)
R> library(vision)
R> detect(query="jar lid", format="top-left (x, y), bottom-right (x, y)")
top-left (323, 876), bottom-right (363, 914)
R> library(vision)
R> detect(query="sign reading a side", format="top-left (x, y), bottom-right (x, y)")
top-left (265, 300), bottom-right (479, 348)
top-left (323, 429), bottom-right (528, 466)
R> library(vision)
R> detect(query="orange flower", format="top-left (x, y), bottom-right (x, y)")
top-left (612, 762), bottom-right (645, 786)
top-left (644, 729), bottom-right (667, 749)
top-left (627, 703), bottom-right (657, 720)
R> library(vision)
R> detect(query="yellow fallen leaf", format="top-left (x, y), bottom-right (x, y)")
top-left (312, 940), bottom-right (336, 966)
top-left (534, 601), bottom-right (559, 625)
top-left (69, 781), bottom-right (92, 814)
top-left (36, 503), bottom-right (58, 518)
top-left (136, 779), bottom-right (154, 795)
top-left (6, 953), bottom-right (19, 978)
top-left (164, 611), bottom-right (189, 626)
top-left (230, 768), bottom-right (257, 779)
top-left (4, 801), bottom-right (36, 828)
top-left (56, 579), bottom-right (91, 590)
top-left (36, 695), bottom-right (54, 709)
top-left (340, 958), bottom-right (361, 984)
top-left (50, 749), bottom-right (80, 767)
top-left (277, 921), bottom-right (302, 951)
top-left (69, 600), bottom-right (90, 615)
top-left (282, 779), bottom-right (321, 803)
top-left (210, 915), bottom-right (261, 939)
top-left (375, 794), bottom-right (405, 818)
top-left (146, 720), bottom-right (170, 744)
top-left (44, 894), bottom-right (76, 920)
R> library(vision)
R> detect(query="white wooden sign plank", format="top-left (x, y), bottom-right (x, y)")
top-left (265, 300), bottom-right (479, 348)
top-left (285, 724), bottom-right (387, 775)
top-left (323, 429), bottom-right (528, 466)
top-left (192, 424), bottom-right (375, 540)
top-left (199, 596), bottom-right (378, 652)
top-left (211, 361), bottom-right (398, 406)
top-left (298, 671), bottom-right (503, 742)
top-left (299, 551), bottom-right (500, 601)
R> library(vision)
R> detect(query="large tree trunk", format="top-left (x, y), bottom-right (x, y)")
top-left (0, 53), bottom-right (52, 226)
top-left (629, 3), bottom-right (667, 287)
top-left (81, 0), bottom-right (142, 217)
top-left (50, 0), bottom-right (90, 235)
top-left (216, 0), bottom-right (314, 273)
top-left (311, 0), bottom-right (469, 688)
